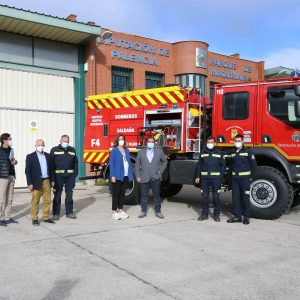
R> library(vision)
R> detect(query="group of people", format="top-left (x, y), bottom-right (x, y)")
top-left (110, 133), bottom-right (257, 225)
top-left (0, 131), bottom-right (256, 227)
top-left (0, 133), bottom-right (78, 227)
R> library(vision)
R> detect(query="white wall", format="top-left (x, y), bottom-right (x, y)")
top-left (0, 69), bottom-right (75, 187)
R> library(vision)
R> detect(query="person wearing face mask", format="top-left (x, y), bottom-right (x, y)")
top-left (25, 139), bottom-right (55, 226)
top-left (135, 136), bottom-right (168, 219)
top-left (0, 133), bottom-right (17, 226)
top-left (227, 134), bottom-right (257, 225)
top-left (50, 135), bottom-right (78, 220)
top-left (195, 136), bottom-right (226, 222)
top-left (109, 134), bottom-right (134, 220)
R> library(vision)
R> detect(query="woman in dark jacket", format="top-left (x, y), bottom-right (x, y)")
top-left (109, 134), bottom-right (134, 220)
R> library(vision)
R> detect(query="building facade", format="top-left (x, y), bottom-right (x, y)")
top-left (85, 29), bottom-right (265, 99)
top-left (0, 5), bottom-right (100, 186)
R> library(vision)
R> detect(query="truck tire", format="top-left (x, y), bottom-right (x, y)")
top-left (250, 166), bottom-right (294, 219)
top-left (160, 181), bottom-right (183, 198)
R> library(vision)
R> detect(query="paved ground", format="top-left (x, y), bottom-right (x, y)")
top-left (0, 183), bottom-right (299, 300)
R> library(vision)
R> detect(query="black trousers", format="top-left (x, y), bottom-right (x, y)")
top-left (112, 176), bottom-right (129, 211)
top-left (53, 174), bottom-right (75, 215)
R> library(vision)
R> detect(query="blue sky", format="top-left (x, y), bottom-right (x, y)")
top-left (2, 0), bottom-right (300, 69)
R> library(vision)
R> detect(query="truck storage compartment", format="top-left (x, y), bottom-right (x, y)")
top-left (169, 160), bottom-right (197, 185)
top-left (138, 109), bottom-right (183, 149)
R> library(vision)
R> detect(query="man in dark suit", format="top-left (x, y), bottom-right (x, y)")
top-left (25, 139), bottom-right (55, 226)
top-left (135, 136), bottom-right (168, 218)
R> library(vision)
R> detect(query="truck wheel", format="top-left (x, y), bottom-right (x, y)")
top-left (160, 181), bottom-right (183, 198)
top-left (250, 166), bottom-right (294, 219)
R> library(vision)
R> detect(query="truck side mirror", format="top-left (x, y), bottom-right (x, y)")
top-left (295, 100), bottom-right (300, 118)
top-left (294, 85), bottom-right (300, 97)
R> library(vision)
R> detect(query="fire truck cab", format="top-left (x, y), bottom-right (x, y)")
top-left (212, 77), bottom-right (300, 219)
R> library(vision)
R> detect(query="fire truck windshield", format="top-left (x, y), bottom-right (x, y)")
top-left (268, 86), bottom-right (300, 129)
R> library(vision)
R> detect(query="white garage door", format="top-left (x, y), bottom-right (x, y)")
top-left (0, 68), bottom-right (74, 187)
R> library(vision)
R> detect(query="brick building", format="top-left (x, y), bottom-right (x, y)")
top-left (86, 29), bottom-right (265, 98)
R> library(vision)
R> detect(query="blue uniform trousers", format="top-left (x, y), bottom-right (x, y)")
top-left (53, 174), bottom-right (75, 215)
top-left (200, 178), bottom-right (221, 216)
top-left (232, 177), bottom-right (251, 219)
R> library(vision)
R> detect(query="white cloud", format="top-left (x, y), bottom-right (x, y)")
top-left (264, 48), bottom-right (300, 69)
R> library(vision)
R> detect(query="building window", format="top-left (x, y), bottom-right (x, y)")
top-left (222, 92), bottom-right (249, 120)
top-left (175, 74), bottom-right (206, 95)
top-left (209, 81), bottom-right (221, 101)
top-left (112, 66), bottom-right (133, 92)
top-left (145, 72), bottom-right (164, 89)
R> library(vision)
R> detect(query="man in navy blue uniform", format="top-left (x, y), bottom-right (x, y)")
top-left (227, 134), bottom-right (257, 225)
top-left (195, 136), bottom-right (226, 222)
top-left (50, 135), bottom-right (78, 220)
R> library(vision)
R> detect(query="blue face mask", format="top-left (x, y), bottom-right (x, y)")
top-left (61, 142), bottom-right (69, 149)
top-left (147, 142), bottom-right (155, 149)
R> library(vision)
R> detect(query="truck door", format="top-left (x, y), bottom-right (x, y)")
top-left (213, 85), bottom-right (257, 146)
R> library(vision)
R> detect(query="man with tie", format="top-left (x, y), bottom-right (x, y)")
top-left (25, 139), bottom-right (55, 226)
top-left (135, 136), bottom-right (168, 219)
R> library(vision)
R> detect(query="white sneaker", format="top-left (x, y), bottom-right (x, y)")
top-left (112, 212), bottom-right (121, 220)
top-left (118, 211), bottom-right (129, 219)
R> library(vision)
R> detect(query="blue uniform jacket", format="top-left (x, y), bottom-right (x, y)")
top-left (109, 147), bottom-right (134, 182)
top-left (195, 148), bottom-right (226, 179)
top-left (231, 147), bottom-right (257, 178)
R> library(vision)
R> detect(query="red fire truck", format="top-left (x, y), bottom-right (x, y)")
top-left (83, 78), bottom-right (300, 219)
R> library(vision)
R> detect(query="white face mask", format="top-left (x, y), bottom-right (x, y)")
top-left (147, 142), bottom-right (155, 149)
top-left (118, 140), bottom-right (125, 146)
top-left (206, 143), bottom-right (214, 150)
top-left (61, 142), bottom-right (69, 149)
top-left (36, 146), bottom-right (45, 153)
top-left (234, 142), bottom-right (242, 149)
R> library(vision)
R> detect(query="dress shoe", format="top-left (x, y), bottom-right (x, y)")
top-left (0, 220), bottom-right (7, 227)
top-left (156, 212), bottom-right (164, 219)
top-left (32, 220), bottom-right (39, 226)
top-left (198, 215), bottom-right (208, 221)
top-left (5, 218), bottom-right (18, 224)
top-left (52, 215), bottom-right (60, 221)
top-left (214, 216), bottom-right (220, 222)
top-left (66, 213), bottom-right (77, 219)
top-left (43, 219), bottom-right (55, 224)
top-left (243, 219), bottom-right (250, 225)
top-left (138, 211), bottom-right (147, 218)
top-left (227, 217), bottom-right (242, 223)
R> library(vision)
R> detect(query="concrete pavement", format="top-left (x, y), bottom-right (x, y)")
top-left (0, 184), bottom-right (299, 300)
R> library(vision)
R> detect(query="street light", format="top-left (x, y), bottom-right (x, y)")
top-left (97, 30), bottom-right (113, 44)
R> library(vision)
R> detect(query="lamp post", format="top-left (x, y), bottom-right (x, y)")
top-left (90, 30), bottom-right (113, 94)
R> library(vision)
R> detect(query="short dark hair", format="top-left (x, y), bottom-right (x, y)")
top-left (61, 134), bottom-right (70, 140)
top-left (146, 136), bottom-right (155, 142)
top-left (113, 134), bottom-right (126, 147)
top-left (206, 136), bottom-right (215, 142)
top-left (235, 134), bottom-right (244, 140)
top-left (0, 133), bottom-right (11, 145)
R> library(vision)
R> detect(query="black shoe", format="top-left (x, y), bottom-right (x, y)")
top-left (43, 219), bottom-right (55, 224)
top-left (214, 216), bottom-right (220, 222)
top-left (66, 213), bottom-right (77, 219)
top-left (5, 218), bottom-right (18, 224)
top-left (243, 219), bottom-right (250, 225)
top-left (0, 220), bottom-right (7, 227)
top-left (138, 211), bottom-right (147, 218)
top-left (32, 220), bottom-right (39, 226)
top-left (52, 215), bottom-right (60, 221)
top-left (198, 215), bottom-right (208, 221)
top-left (227, 217), bottom-right (242, 223)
